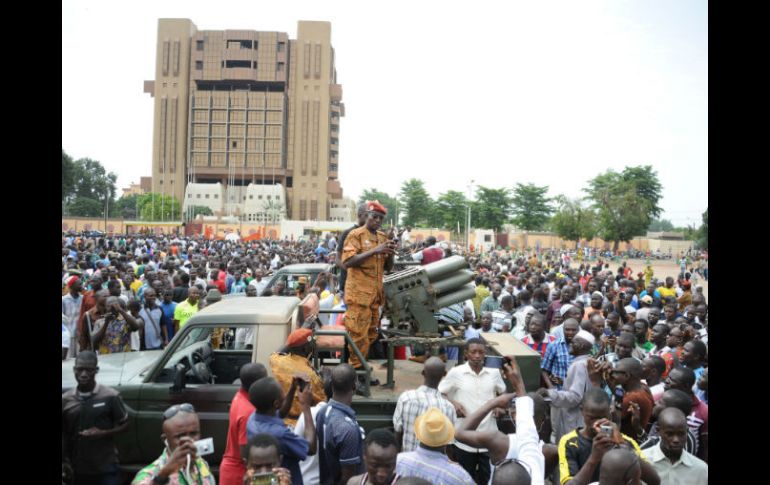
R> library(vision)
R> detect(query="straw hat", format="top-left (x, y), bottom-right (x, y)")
top-left (414, 407), bottom-right (454, 447)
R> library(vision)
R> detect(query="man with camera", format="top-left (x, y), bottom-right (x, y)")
top-left (131, 403), bottom-right (215, 485)
top-left (557, 389), bottom-right (660, 485)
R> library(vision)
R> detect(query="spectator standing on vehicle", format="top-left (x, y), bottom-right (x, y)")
top-left (337, 204), bottom-right (367, 293)
top-left (249, 269), bottom-right (268, 296)
top-left (270, 328), bottom-right (328, 427)
top-left (341, 201), bottom-right (395, 372)
top-left (62, 351), bottom-right (129, 485)
top-left (131, 403), bottom-right (215, 485)
top-left (219, 363), bottom-right (267, 485)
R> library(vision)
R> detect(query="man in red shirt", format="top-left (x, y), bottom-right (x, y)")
top-left (219, 363), bottom-right (267, 485)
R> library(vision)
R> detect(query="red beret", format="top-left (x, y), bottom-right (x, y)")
top-left (286, 328), bottom-right (313, 347)
top-left (66, 276), bottom-right (80, 288)
top-left (366, 200), bottom-right (387, 215)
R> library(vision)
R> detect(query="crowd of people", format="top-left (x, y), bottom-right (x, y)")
top-left (62, 201), bottom-right (708, 485)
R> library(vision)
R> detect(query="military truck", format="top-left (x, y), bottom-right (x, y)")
top-left (62, 256), bottom-right (541, 479)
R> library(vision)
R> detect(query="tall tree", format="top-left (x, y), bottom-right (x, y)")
top-left (68, 197), bottom-right (104, 218)
top-left (585, 165), bottom-right (663, 251)
top-left (697, 208), bottom-right (708, 249)
top-left (472, 186), bottom-right (512, 233)
top-left (550, 196), bottom-right (598, 248)
top-left (434, 190), bottom-right (469, 232)
top-left (111, 194), bottom-right (142, 219)
top-left (72, 158), bottom-right (118, 204)
top-left (62, 149), bottom-right (75, 203)
top-left (648, 218), bottom-right (675, 232)
top-left (358, 189), bottom-right (400, 226)
top-left (398, 179), bottom-right (434, 228)
top-left (139, 193), bottom-right (181, 221)
top-left (511, 183), bottom-right (553, 230)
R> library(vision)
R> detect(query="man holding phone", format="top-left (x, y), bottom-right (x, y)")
top-left (438, 338), bottom-right (506, 485)
top-left (341, 201), bottom-right (395, 375)
top-left (131, 403), bottom-right (215, 485)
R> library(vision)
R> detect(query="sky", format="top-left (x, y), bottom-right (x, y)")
top-left (62, 0), bottom-right (707, 227)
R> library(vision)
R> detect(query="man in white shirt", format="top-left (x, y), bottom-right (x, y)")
top-left (455, 358), bottom-right (551, 485)
top-left (642, 408), bottom-right (707, 484)
top-left (248, 269), bottom-right (268, 296)
top-left (438, 338), bottom-right (506, 485)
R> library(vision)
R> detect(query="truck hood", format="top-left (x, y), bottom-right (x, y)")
top-left (62, 350), bottom-right (162, 391)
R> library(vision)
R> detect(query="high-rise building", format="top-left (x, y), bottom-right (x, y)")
top-left (144, 19), bottom-right (346, 221)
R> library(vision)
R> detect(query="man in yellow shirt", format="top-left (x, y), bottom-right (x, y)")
top-left (269, 328), bottom-right (327, 427)
top-left (173, 286), bottom-right (200, 333)
top-left (657, 277), bottom-right (677, 299)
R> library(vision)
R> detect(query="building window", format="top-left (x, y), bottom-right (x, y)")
top-left (196, 194), bottom-right (201, 199)
top-left (195, 61), bottom-right (203, 70)
top-left (196, 40), bottom-right (204, 51)
top-left (276, 196), bottom-right (280, 200)
top-left (277, 62), bottom-right (285, 72)
top-left (205, 194), bottom-right (210, 199)
top-left (267, 195), bottom-right (272, 200)
top-left (277, 42), bottom-right (285, 52)
top-left (188, 194), bottom-right (192, 198)
top-left (232, 140), bottom-right (238, 148)
top-left (249, 195), bottom-right (253, 199)
top-left (252, 61), bottom-right (258, 69)
top-left (258, 195), bottom-right (263, 199)
top-left (225, 60), bottom-right (251, 68)
top-left (214, 194), bottom-right (218, 199)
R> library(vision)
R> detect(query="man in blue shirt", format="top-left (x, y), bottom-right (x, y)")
top-left (159, 289), bottom-right (177, 342)
top-left (246, 377), bottom-right (317, 485)
top-left (316, 364), bottom-right (365, 485)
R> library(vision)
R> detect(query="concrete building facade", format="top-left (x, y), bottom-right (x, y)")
top-left (145, 19), bottom-right (347, 222)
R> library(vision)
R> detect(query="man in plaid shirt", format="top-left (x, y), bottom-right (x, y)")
top-left (393, 356), bottom-right (457, 452)
top-left (541, 318), bottom-right (579, 390)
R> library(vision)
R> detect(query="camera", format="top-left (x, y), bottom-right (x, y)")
top-left (250, 472), bottom-right (278, 485)
top-left (613, 386), bottom-right (625, 410)
top-left (484, 356), bottom-right (505, 369)
top-left (194, 437), bottom-right (214, 457)
top-left (600, 424), bottom-right (614, 437)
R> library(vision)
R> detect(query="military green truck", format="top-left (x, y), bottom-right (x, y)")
top-left (62, 257), bottom-right (541, 479)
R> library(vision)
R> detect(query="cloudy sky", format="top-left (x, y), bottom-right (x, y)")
top-left (62, 0), bottom-right (707, 227)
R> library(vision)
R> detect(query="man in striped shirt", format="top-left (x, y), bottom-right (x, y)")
top-left (393, 357), bottom-right (457, 452)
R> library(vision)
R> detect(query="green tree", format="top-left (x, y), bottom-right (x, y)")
top-left (434, 190), bottom-right (469, 232)
top-left (68, 197), bottom-right (104, 217)
top-left (697, 208), bottom-right (708, 249)
top-left (188, 205), bottom-right (213, 218)
top-left (511, 183), bottom-right (553, 230)
top-left (62, 149), bottom-right (75, 203)
top-left (398, 179), bottom-right (434, 228)
top-left (585, 165), bottom-right (663, 251)
top-left (111, 194), bottom-right (142, 219)
top-left (72, 158), bottom-right (118, 203)
top-left (139, 193), bottom-right (181, 221)
top-left (358, 189), bottom-right (400, 227)
top-left (472, 186), bottom-right (512, 233)
top-left (648, 218), bottom-right (675, 232)
top-left (550, 196), bottom-right (598, 248)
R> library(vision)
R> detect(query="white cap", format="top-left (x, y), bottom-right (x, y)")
top-left (560, 304), bottom-right (575, 316)
top-left (575, 329), bottom-right (596, 346)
